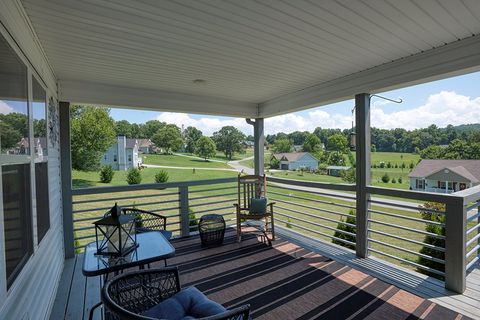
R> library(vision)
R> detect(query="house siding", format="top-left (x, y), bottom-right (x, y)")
top-left (0, 3), bottom-right (64, 319)
top-left (289, 153), bottom-right (318, 170)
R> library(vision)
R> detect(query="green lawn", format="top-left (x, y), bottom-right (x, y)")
top-left (370, 152), bottom-right (420, 166)
top-left (143, 154), bottom-right (231, 169)
top-left (72, 167), bottom-right (236, 188)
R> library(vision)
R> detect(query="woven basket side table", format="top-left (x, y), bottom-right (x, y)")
top-left (199, 214), bottom-right (226, 246)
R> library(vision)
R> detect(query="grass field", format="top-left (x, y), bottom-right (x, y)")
top-left (143, 154), bottom-right (231, 169)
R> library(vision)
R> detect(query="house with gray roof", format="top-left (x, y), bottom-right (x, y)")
top-left (101, 136), bottom-right (142, 170)
top-left (408, 159), bottom-right (480, 193)
top-left (272, 152), bottom-right (318, 171)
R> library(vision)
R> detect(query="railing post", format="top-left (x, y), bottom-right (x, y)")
top-left (355, 93), bottom-right (371, 258)
top-left (179, 186), bottom-right (190, 237)
top-left (59, 101), bottom-right (75, 258)
top-left (444, 198), bottom-right (466, 293)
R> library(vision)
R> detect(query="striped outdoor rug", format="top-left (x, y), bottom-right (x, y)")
top-left (156, 229), bottom-right (471, 320)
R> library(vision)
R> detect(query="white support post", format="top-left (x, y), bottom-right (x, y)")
top-left (179, 186), bottom-right (190, 237)
top-left (355, 93), bottom-right (371, 258)
top-left (444, 198), bottom-right (467, 293)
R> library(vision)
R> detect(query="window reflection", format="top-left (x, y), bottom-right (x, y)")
top-left (0, 35), bottom-right (29, 155)
top-left (33, 77), bottom-right (47, 160)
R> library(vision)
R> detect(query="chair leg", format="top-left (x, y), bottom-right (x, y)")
top-left (236, 216), bottom-right (242, 243)
top-left (270, 214), bottom-right (275, 241)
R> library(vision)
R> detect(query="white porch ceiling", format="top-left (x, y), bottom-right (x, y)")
top-left (20, 0), bottom-right (480, 118)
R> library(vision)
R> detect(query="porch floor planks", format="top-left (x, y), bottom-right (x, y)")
top-left (277, 227), bottom-right (480, 320)
top-left (50, 229), bottom-right (480, 320)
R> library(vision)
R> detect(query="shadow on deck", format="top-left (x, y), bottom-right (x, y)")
top-left (50, 228), bottom-right (479, 320)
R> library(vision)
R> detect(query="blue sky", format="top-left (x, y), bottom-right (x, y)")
top-left (108, 71), bottom-right (480, 136)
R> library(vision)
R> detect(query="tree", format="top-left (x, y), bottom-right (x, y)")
top-left (327, 151), bottom-right (345, 166)
top-left (332, 210), bottom-right (356, 250)
top-left (417, 202), bottom-right (446, 279)
top-left (195, 136), bottom-right (216, 160)
top-left (184, 126), bottom-right (203, 153)
top-left (327, 134), bottom-right (348, 153)
top-left (302, 133), bottom-right (321, 153)
top-left (272, 138), bottom-right (293, 153)
top-left (151, 124), bottom-right (183, 154)
top-left (381, 173), bottom-right (390, 183)
top-left (141, 120), bottom-right (165, 139)
top-left (71, 106), bottom-right (116, 171)
top-left (33, 118), bottom-right (47, 137)
top-left (420, 145), bottom-right (444, 159)
top-left (126, 167), bottom-right (142, 184)
top-left (212, 126), bottom-right (246, 160)
top-left (0, 121), bottom-right (22, 151)
top-left (340, 168), bottom-right (356, 183)
top-left (116, 120), bottom-right (133, 137)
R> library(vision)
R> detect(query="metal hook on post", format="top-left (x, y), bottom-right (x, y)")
top-left (369, 94), bottom-right (403, 104)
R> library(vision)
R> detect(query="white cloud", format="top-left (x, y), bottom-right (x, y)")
top-left (370, 91), bottom-right (480, 130)
top-left (0, 101), bottom-right (14, 114)
top-left (154, 91), bottom-right (480, 135)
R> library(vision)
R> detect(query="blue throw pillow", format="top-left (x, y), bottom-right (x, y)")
top-left (142, 287), bottom-right (226, 319)
top-left (249, 197), bottom-right (267, 215)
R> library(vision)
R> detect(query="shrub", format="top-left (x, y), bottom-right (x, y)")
top-left (398, 177), bottom-right (403, 183)
top-left (189, 209), bottom-right (198, 232)
top-left (386, 161), bottom-right (392, 168)
top-left (126, 167), bottom-right (142, 184)
top-left (417, 202), bottom-right (446, 279)
top-left (340, 168), bottom-right (356, 183)
top-left (391, 178), bottom-right (396, 183)
top-left (409, 162), bottom-right (415, 169)
top-left (286, 218), bottom-right (292, 229)
top-left (332, 210), bottom-right (356, 251)
top-left (270, 157), bottom-right (280, 169)
top-left (99, 165), bottom-right (114, 183)
top-left (155, 170), bottom-right (169, 183)
top-left (372, 163), bottom-right (377, 169)
top-left (381, 173), bottom-right (390, 183)
top-left (379, 162), bottom-right (385, 168)
top-left (394, 163), bottom-right (398, 168)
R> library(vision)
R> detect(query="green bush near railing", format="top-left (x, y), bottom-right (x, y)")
top-left (332, 210), bottom-right (356, 251)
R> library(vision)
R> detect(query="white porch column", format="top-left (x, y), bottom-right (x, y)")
top-left (247, 118), bottom-right (265, 176)
top-left (355, 93), bottom-right (371, 258)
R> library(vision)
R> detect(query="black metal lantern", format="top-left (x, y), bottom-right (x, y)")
top-left (94, 203), bottom-right (138, 257)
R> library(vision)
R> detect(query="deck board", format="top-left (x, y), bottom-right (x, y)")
top-left (50, 229), bottom-right (480, 320)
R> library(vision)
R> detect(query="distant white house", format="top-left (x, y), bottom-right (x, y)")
top-left (101, 136), bottom-right (142, 170)
top-left (15, 137), bottom-right (47, 160)
top-left (137, 138), bottom-right (155, 154)
top-left (272, 152), bottom-right (319, 171)
top-left (409, 159), bottom-right (480, 193)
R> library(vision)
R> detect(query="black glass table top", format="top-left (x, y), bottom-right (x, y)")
top-left (82, 231), bottom-right (175, 277)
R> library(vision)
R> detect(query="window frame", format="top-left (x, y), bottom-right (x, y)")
top-left (0, 24), bottom-right (52, 296)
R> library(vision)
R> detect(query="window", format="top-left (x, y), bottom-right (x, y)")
top-left (0, 30), bottom-right (51, 289)
top-left (2, 164), bottom-right (33, 289)
top-left (416, 179), bottom-right (425, 189)
top-left (128, 154), bottom-right (132, 162)
top-left (114, 154), bottom-right (117, 162)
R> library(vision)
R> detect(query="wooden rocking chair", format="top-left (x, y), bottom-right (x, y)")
top-left (234, 174), bottom-right (275, 245)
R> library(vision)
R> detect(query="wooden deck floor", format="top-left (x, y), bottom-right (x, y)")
top-left (50, 228), bottom-right (480, 320)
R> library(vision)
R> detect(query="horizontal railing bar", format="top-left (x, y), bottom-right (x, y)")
top-left (368, 248), bottom-right (445, 276)
top-left (269, 190), bottom-right (356, 210)
top-left (72, 177), bottom-right (238, 195)
top-left (466, 211), bottom-right (480, 223)
top-left (189, 199), bottom-right (236, 208)
top-left (368, 238), bottom-right (445, 264)
top-left (73, 226), bottom-right (95, 232)
top-left (193, 205), bottom-right (233, 215)
top-left (188, 185), bottom-right (237, 194)
top-left (72, 191), bottom-right (179, 204)
top-left (466, 256), bottom-right (479, 271)
top-left (368, 228), bottom-right (445, 252)
top-left (368, 208), bottom-right (444, 226)
top-left (75, 234), bottom-right (96, 241)
top-left (368, 199), bottom-right (445, 215)
top-left (273, 198), bottom-right (353, 219)
top-left (189, 192), bottom-right (237, 201)
top-left (276, 212), bottom-right (356, 237)
top-left (367, 185), bottom-right (461, 205)
top-left (452, 184), bottom-right (480, 204)
top-left (276, 204), bottom-right (356, 228)
top-left (269, 184), bottom-right (356, 200)
top-left (466, 202), bottom-right (480, 212)
top-left (467, 233), bottom-right (480, 247)
top-left (73, 198), bottom-right (179, 214)
top-left (368, 219), bottom-right (446, 239)
top-left (467, 222), bottom-right (480, 235)
top-left (73, 204), bottom-right (180, 215)
top-left (466, 244), bottom-right (480, 258)
top-left (268, 176), bottom-right (355, 192)
top-left (276, 217), bottom-right (356, 248)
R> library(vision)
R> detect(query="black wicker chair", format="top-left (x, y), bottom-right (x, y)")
top-left (121, 208), bottom-right (172, 240)
top-left (101, 267), bottom-right (251, 320)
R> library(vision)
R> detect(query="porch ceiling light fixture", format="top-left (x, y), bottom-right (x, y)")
top-left (93, 203), bottom-right (138, 257)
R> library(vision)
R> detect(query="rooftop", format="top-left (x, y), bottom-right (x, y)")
top-left (409, 159), bottom-right (480, 182)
